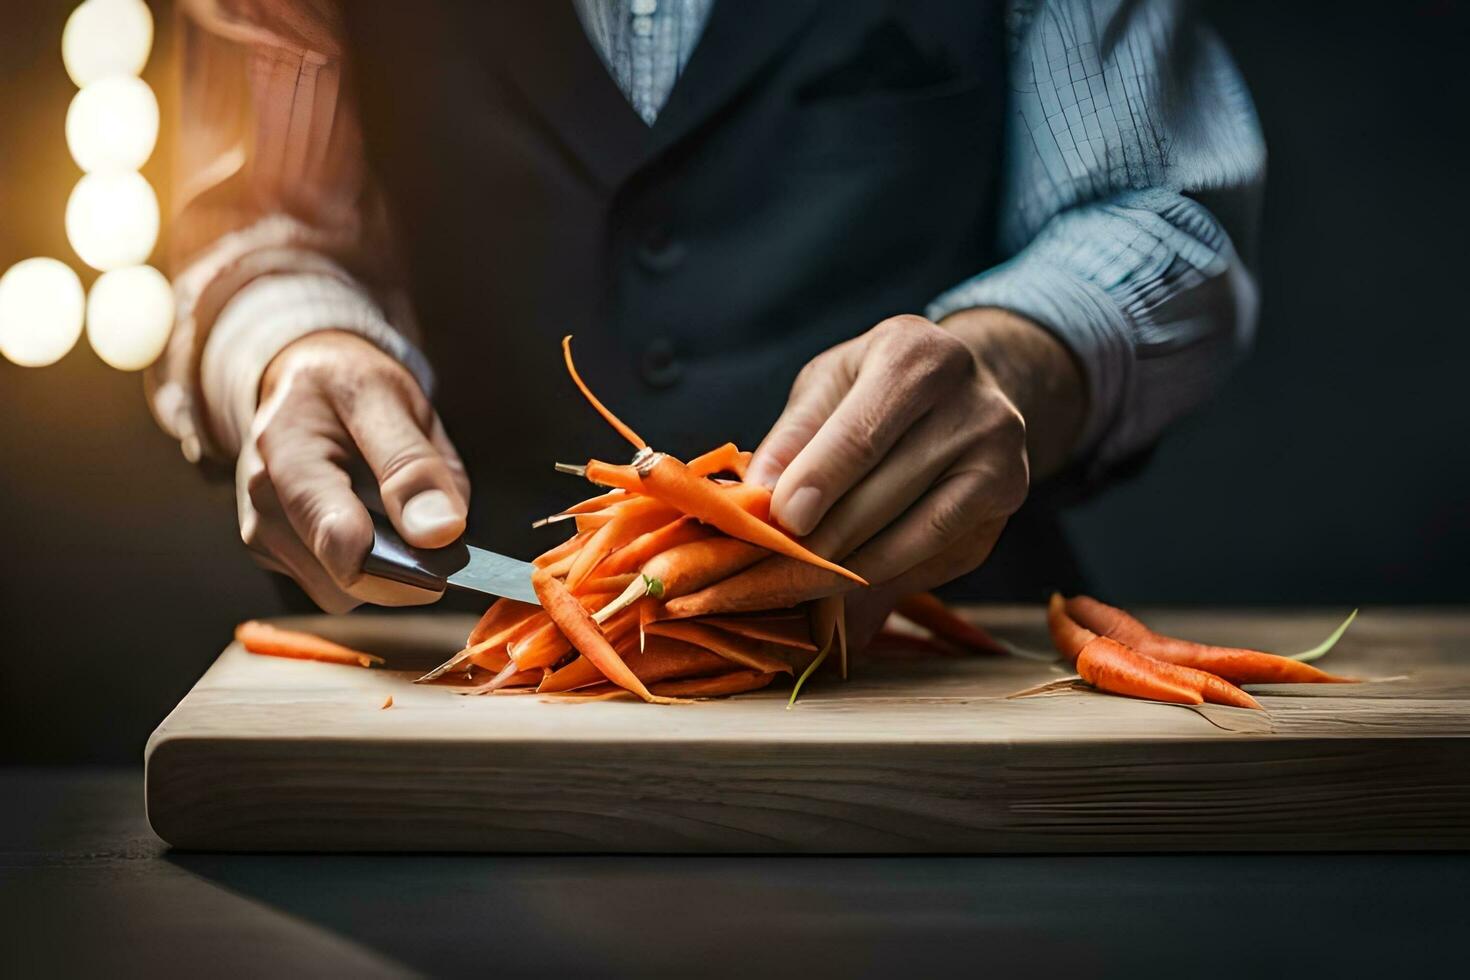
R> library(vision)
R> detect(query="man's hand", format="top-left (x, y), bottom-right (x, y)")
top-left (746, 311), bottom-right (1084, 638)
top-left (237, 331), bottom-right (470, 613)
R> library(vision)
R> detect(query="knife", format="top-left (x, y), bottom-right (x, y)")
top-left (362, 510), bottom-right (540, 605)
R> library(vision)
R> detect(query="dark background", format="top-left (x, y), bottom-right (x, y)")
top-left (2, 0), bottom-right (1466, 764)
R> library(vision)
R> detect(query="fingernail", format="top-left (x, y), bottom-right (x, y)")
top-left (401, 490), bottom-right (463, 541)
top-left (779, 485), bottom-right (823, 537)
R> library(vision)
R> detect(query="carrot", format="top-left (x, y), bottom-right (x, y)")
top-left (532, 489), bottom-right (628, 526)
top-left (664, 555), bottom-right (850, 618)
top-left (595, 536), bottom-right (769, 622)
top-left (467, 597), bottom-right (541, 647)
top-left (540, 638), bottom-right (730, 693)
top-left (642, 620), bottom-right (794, 674)
top-left (594, 518), bottom-right (710, 578)
top-left (1075, 636), bottom-right (1204, 706)
top-left (650, 670), bottom-right (778, 698)
top-left (577, 459), bottom-right (646, 492)
top-left (577, 572), bottom-right (640, 596)
top-left (1050, 599), bottom-right (1261, 709)
top-left (235, 621), bottom-right (383, 668)
top-left (688, 442), bottom-right (751, 479)
top-left (894, 592), bottom-right (1006, 655)
top-left (694, 615), bottom-right (817, 651)
top-left (565, 497), bottom-right (681, 589)
top-left (562, 335), bottom-right (645, 449)
top-left (637, 453), bottom-right (866, 585)
top-left (533, 529), bottom-right (592, 569)
top-left (1065, 595), bottom-right (1353, 685)
top-left (1046, 592), bottom-right (1096, 663)
top-left (531, 570), bottom-right (673, 703)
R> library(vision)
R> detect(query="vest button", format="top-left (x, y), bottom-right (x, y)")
top-left (640, 338), bottom-right (683, 388)
top-left (635, 227), bottom-right (686, 274)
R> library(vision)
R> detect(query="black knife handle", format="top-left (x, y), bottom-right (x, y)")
top-left (362, 511), bottom-right (462, 593)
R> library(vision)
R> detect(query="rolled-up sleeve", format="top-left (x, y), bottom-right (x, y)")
top-left (148, 0), bottom-right (431, 462)
top-left (928, 0), bottom-right (1265, 475)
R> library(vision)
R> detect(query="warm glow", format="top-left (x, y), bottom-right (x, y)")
top-left (65, 171), bottom-right (159, 271)
top-left (86, 265), bottom-right (173, 370)
top-left (66, 75), bottom-right (159, 173)
top-left (0, 258), bottom-right (86, 367)
top-left (61, 0), bottom-right (153, 88)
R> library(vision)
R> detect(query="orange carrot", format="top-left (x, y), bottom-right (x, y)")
top-left (642, 620), bottom-right (794, 674)
top-left (1075, 636), bottom-right (1203, 706)
top-left (638, 453), bottom-right (866, 585)
top-left (1065, 595), bottom-right (1353, 685)
top-left (1046, 592), bottom-right (1096, 663)
top-left (594, 518), bottom-right (711, 578)
top-left (532, 569), bottom-right (672, 703)
top-left (235, 621), bottom-right (383, 668)
top-left (595, 535), bottom-right (769, 622)
top-left (650, 670), bottom-right (778, 698)
top-left (663, 555), bottom-right (849, 618)
top-left (894, 592), bottom-right (1006, 655)
top-left (565, 497), bottom-right (681, 589)
top-left (688, 442), bottom-right (751, 479)
top-left (539, 638), bottom-right (730, 693)
top-left (693, 615), bottom-right (817, 651)
top-left (577, 572), bottom-right (640, 596)
top-left (467, 597), bottom-right (541, 647)
top-left (581, 459), bottom-right (646, 492)
top-left (533, 529), bottom-right (592, 569)
top-left (562, 335), bottom-right (645, 449)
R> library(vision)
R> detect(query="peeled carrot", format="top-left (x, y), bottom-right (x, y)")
top-left (1065, 595), bottom-right (1353, 685)
top-left (642, 620), bottom-right (793, 674)
top-left (581, 459), bottom-right (646, 492)
top-left (594, 518), bottom-right (710, 578)
top-left (688, 442), bottom-right (751, 479)
top-left (577, 572), bottom-right (640, 596)
top-left (1046, 592), bottom-right (1097, 663)
top-left (533, 529), bottom-right (592, 569)
top-left (662, 554), bottom-right (850, 618)
top-left (894, 592), bottom-right (1006, 655)
top-left (540, 638), bottom-right (730, 693)
top-left (565, 497), bottom-right (680, 589)
top-left (650, 670), bottom-right (778, 698)
top-left (236, 621), bottom-right (383, 668)
top-left (693, 615), bottom-right (817, 651)
top-left (638, 453), bottom-right (866, 586)
top-left (467, 597), bottom-right (541, 647)
top-left (596, 536), bottom-right (769, 622)
top-left (531, 570), bottom-right (672, 703)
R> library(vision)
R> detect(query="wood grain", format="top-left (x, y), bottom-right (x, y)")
top-left (145, 607), bottom-right (1470, 852)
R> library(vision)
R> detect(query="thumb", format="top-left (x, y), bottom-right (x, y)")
top-left (343, 386), bottom-right (469, 549)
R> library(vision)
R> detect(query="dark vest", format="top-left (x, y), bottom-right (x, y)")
top-left (344, 0), bottom-right (1082, 600)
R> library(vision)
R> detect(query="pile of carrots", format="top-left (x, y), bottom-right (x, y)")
top-left (408, 337), bottom-right (1006, 703)
top-left (235, 337), bottom-right (1357, 709)
top-left (1045, 594), bottom-right (1354, 708)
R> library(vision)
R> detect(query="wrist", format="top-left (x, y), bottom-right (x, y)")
top-left (939, 307), bottom-right (1086, 479)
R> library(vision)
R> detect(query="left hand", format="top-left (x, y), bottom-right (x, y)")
top-left (746, 311), bottom-right (1083, 641)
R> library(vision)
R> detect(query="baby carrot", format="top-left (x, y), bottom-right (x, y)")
top-left (467, 597), bottom-right (541, 647)
top-left (594, 518), bottom-right (711, 578)
top-left (235, 621), bottom-right (383, 668)
top-left (1065, 595), bottom-right (1353, 684)
top-left (533, 529), bottom-right (593, 569)
top-left (893, 592), bottom-right (1006, 655)
top-left (532, 569), bottom-right (672, 703)
top-left (565, 497), bottom-right (681, 589)
top-left (638, 453), bottom-right (866, 585)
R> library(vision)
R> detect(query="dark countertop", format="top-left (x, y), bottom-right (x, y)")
top-left (4, 767), bottom-right (1466, 978)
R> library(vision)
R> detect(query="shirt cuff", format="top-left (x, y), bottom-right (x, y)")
top-left (200, 273), bottom-right (435, 457)
top-left (928, 244), bottom-right (1134, 458)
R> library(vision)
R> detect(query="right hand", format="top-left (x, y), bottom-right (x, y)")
top-left (238, 331), bottom-right (471, 613)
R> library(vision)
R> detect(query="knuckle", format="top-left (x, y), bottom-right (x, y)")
top-left (924, 491), bottom-right (973, 544)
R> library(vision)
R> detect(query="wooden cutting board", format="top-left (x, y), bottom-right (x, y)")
top-left (145, 606), bottom-right (1470, 852)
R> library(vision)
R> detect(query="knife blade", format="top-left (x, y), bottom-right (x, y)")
top-left (362, 511), bottom-right (540, 605)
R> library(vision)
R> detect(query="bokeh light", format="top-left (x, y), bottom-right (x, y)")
top-left (61, 0), bottom-right (153, 88)
top-left (0, 258), bottom-right (86, 367)
top-left (85, 265), bottom-right (173, 370)
top-left (65, 171), bottom-right (159, 271)
top-left (66, 75), bottom-right (159, 173)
